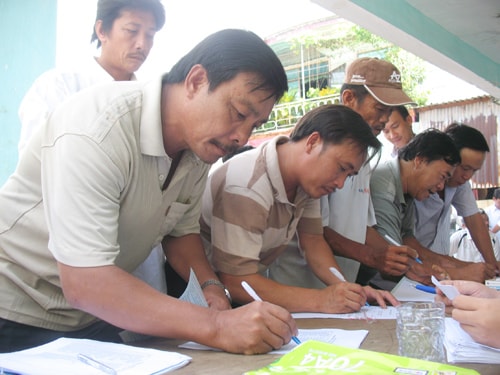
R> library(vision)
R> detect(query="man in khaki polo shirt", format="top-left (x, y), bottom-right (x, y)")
top-left (0, 29), bottom-right (296, 355)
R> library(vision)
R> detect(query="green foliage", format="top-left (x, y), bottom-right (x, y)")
top-left (262, 23), bottom-right (430, 134)
top-left (307, 86), bottom-right (339, 98)
top-left (278, 89), bottom-right (298, 103)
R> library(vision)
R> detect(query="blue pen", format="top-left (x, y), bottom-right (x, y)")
top-left (415, 284), bottom-right (436, 294)
top-left (241, 281), bottom-right (301, 344)
top-left (383, 234), bottom-right (423, 264)
top-left (0, 368), bottom-right (22, 375)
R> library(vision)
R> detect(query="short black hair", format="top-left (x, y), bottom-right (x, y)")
top-left (445, 122), bottom-right (490, 153)
top-left (392, 105), bottom-right (410, 119)
top-left (164, 29), bottom-right (288, 102)
top-left (493, 188), bottom-right (500, 199)
top-left (91, 0), bottom-right (166, 48)
top-left (399, 128), bottom-right (460, 166)
top-left (290, 104), bottom-right (382, 164)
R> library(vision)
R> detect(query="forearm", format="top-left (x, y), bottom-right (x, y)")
top-left (220, 272), bottom-right (323, 313)
top-left (364, 226), bottom-right (391, 266)
top-left (59, 263), bottom-right (219, 343)
top-left (402, 236), bottom-right (445, 264)
top-left (300, 232), bottom-right (343, 285)
top-left (163, 233), bottom-right (219, 284)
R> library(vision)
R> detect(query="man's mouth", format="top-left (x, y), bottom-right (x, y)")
top-left (211, 140), bottom-right (237, 157)
top-left (129, 53), bottom-right (145, 62)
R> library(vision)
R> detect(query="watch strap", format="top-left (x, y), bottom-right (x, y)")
top-left (200, 279), bottom-right (232, 304)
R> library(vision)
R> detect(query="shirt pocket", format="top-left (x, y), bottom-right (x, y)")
top-left (160, 201), bottom-right (190, 236)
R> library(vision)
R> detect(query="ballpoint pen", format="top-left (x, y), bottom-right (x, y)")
top-left (383, 234), bottom-right (423, 264)
top-left (414, 284), bottom-right (436, 294)
top-left (77, 353), bottom-right (117, 375)
top-left (329, 267), bottom-right (370, 307)
top-left (241, 281), bottom-right (301, 345)
top-left (0, 368), bottom-right (22, 375)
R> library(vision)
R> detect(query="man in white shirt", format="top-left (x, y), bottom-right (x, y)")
top-left (18, 0), bottom-right (165, 153)
top-left (450, 210), bottom-right (500, 263)
top-left (18, 0), bottom-right (167, 293)
top-left (486, 188), bottom-right (500, 243)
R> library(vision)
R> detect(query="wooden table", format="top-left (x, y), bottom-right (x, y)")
top-left (141, 318), bottom-right (498, 374)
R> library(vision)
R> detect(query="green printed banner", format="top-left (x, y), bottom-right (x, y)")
top-left (244, 340), bottom-right (478, 375)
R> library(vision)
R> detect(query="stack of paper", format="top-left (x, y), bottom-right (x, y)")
top-left (444, 318), bottom-right (500, 364)
top-left (0, 337), bottom-right (191, 375)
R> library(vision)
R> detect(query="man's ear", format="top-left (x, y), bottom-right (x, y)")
top-left (94, 20), bottom-right (107, 44)
top-left (341, 89), bottom-right (356, 107)
top-left (184, 64), bottom-right (209, 98)
top-left (305, 132), bottom-right (322, 154)
top-left (413, 155), bottom-right (425, 169)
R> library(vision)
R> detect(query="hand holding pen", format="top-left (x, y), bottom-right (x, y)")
top-left (329, 267), bottom-right (370, 307)
top-left (241, 281), bottom-right (302, 345)
top-left (384, 234), bottom-right (423, 264)
top-left (329, 267), bottom-right (400, 309)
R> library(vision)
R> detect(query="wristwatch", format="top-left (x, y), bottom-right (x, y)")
top-left (200, 279), bottom-right (232, 304)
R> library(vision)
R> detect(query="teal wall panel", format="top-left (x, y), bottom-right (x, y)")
top-left (0, 0), bottom-right (57, 186)
top-left (351, 0), bottom-right (499, 89)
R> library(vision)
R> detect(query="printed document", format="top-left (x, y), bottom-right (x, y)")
top-left (444, 318), bottom-right (500, 364)
top-left (0, 337), bottom-right (191, 375)
top-left (292, 306), bottom-right (397, 320)
top-left (179, 328), bottom-right (368, 355)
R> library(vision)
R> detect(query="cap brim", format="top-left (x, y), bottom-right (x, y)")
top-left (365, 85), bottom-right (417, 106)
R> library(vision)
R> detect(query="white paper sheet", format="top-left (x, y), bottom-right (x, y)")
top-left (391, 276), bottom-right (436, 302)
top-left (0, 338), bottom-right (191, 375)
top-left (179, 328), bottom-right (368, 355)
top-left (292, 306), bottom-right (397, 320)
top-left (444, 318), bottom-right (500, 364)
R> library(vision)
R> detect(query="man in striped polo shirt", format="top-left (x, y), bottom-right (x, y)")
top-left (200, 105), bottom-right (399, 312)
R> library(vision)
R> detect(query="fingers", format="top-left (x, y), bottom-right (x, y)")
top-left (385, 246), bottom-right (421, 275)
top-left (406, 265), bottom-right (433, 286)
top-left (324, 283), bottom-right (366, 313)
top-left (363, 286), bottom-right (400, 307)
top-left (484, 263), bottom-right (497, 279)
top-left (255, 301), bottom-right (297, 352)
top-left (451, 297), bottom-right (483, 330)
top-left (435, 293), bottom-right (455, 314)
top-left (218, 301), bottom-right (296, 354)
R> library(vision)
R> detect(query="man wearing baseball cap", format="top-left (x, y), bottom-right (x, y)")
top-left (342, 57), bottom-right (416, 134)
top-left (269, 57), bottom-right (420, 289)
